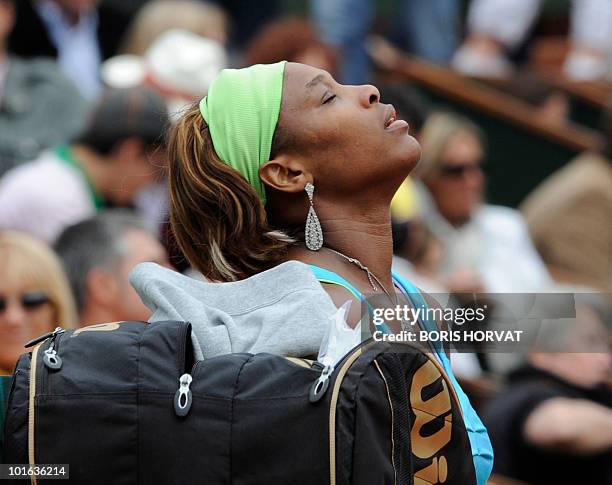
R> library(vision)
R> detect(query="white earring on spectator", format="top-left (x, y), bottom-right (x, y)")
top-left (304, 182), bottom-right (323, 251)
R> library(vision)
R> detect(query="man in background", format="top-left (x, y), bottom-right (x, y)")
top-left (8, 0), bottom-right (129, 98)
top-left (0, 86), bottom-right (168, 244)
top-left (55, 210), bottom-right (170, 326)
top-left (484, 294), bottom-right (612, 484)
top-left (0, 0), bottom-right (87, 175)
top-left (453, 0), bottom-right (612, 81)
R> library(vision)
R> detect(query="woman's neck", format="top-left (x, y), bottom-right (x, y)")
top-left (323, 218), bottom-right (394, 287)
top-left (288, 200), bottom-right (396, 294)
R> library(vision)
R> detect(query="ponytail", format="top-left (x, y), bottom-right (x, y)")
top-left (167, 104), bottom-right (294, 281)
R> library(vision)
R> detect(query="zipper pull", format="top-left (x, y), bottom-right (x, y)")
top-left (24, 326), bottom-right (64, 348)
top-left (42, 327), bottom-right (65, 370)
top-left (311, 361), bottom-right (325, 371)
top-left (174, 373), bottom-right (193, 417)
top-left (309, 364), bottom-right (333, 403)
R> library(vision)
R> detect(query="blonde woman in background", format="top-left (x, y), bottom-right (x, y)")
top-left (0, 231), bottom-right (77, 375)
top-left (415, 113), bottom-right (554, 375)
top-left (415, 112), bottom-right (551, 294)
top-left (119, 0), bottom-right (228, 55)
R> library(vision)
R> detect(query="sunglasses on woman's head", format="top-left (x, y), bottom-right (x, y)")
top-left (0, 291), bottom-right (51, 313)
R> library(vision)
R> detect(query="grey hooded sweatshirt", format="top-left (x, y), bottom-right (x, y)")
top-left (129, 261), bottom-right (338, 360)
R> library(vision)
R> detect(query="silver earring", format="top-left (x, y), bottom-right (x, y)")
top-left (304, 182), bottom-right (323, 251)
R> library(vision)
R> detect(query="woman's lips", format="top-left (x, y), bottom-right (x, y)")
top-left (385, 119), bottom-right (409, 131)
top-left (383, 105), bottom-right (409, 132)
top-left (384, 106), bottom-right (397, 128)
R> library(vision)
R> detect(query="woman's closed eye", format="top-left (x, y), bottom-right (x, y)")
top-left (322, 94), bottom-right (336, 105)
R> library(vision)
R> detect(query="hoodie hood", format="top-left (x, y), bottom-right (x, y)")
top-left (130, 260), bottom-right (338, 360)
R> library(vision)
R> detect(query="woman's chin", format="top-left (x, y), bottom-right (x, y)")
top-left (400, 137), bottom-right (422, 173)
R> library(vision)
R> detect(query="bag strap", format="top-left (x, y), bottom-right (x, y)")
top-left (391, 273), bottom-right (439, 334)
top-left (309, 264), bottom-right (446, 355)
top-left (308, 264), bottom-right (363, 300)
top-left (309, 264), bottom-right (399, 334)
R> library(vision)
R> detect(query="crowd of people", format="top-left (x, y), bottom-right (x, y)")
top-left (0, 1), bottom-right (610, 484)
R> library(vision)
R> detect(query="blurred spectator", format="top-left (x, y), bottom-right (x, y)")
top-left (391, 179), bottom-right (447, 291)
top-left (415, 112), bottom-right (552, 292)
top-left (500, 70), bottom-right (570, 127)
top-left (312, 0), bottom-right (461, 83)
top-left (98, 0), bottom-right (148, 17)
top-left (245, 18), bottom-right (338, 77)
top-left (0, 87), bottom-right (169, 244)
top-left (0, 231), bottom-right (77, 375)
top-left (102, 28), bottom-right (227, 247)
top-left (0, 0), bottom-right (87, 175)
top-left (8, 0), bottom-right (129, 99)
top-left (521, 103), bottom-right (612, 290)
top-left (216, 0), bottom-right (280, 49)
top-left (103, 29), bottom-right (227, 120)
top-left (453, 0), bottom-right (612, 81)
top-left (386, 86), bottom-right (444, 291)
top-left (383, 83), bottom-right (440, 287)
top-left (55, 211), bottom-right (169, 326)
top-left (391, 180), bottom-right (484, 379)
top-left (120, 0), bottom-right (228, 56)
top-left (483, 295), bottom-right (612, 484)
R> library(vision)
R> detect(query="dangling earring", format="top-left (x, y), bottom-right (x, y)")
top-left (304, 182), bottom-right (323, 251)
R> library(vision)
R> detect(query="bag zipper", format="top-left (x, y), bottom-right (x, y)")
top-left (174, 373), bottom-right (193, 417)
top-left (28, 329), bottom-right (66, 484)
top-left (172, 324), bottom-right (196, 418)
top-left (284, 357), bottom-right (316, 369)
top-left (173, 360), bottom-right (202, 417)
top-left (42, 329), bottom-right (65, 395)
top-left (374, 359), bottom-right (397, 485)
top-left (177, 323), bottom-right (190, 376)
top-left (28, 342), bottom-right (43, 485)
top-left (24, 327), bottom-right (64, 349)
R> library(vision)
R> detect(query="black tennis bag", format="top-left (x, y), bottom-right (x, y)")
top-left (3, 320), bottom-right (476, 484)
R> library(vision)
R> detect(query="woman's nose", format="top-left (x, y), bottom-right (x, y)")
top-left (358, 84), bottom-right (380, 108)
top-left (1, 301), bottom-right (27, 328)
top-left (464, 166), bottom-right (485, 188)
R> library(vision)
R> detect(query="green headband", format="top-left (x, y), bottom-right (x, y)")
top-left (199, 61), bottom-right (287, 204)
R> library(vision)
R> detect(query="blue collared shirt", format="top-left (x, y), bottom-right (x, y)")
top-left (35, 0), bottom-right (101, 99)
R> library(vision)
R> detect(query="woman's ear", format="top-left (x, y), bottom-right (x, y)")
top-left (259, 155), bottom-right (311, 194)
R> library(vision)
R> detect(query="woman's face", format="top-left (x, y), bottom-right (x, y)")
top-left (276, 63), bottom-right (421, 199)
top-left (425, 131), bottom-right (484, 226)
top-left (0, 273), bottom-right (56, 372)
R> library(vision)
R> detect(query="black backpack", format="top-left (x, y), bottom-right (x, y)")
top-left (3, 320), bottom-right (476, 484)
